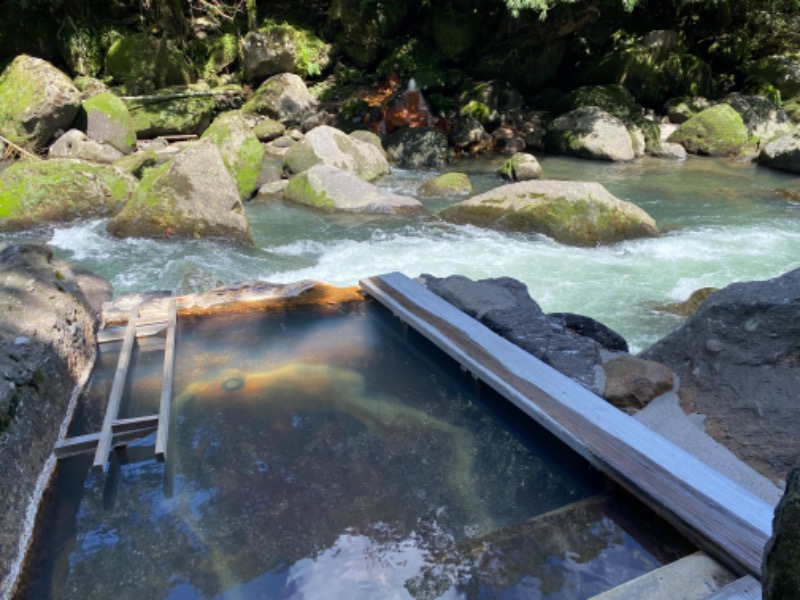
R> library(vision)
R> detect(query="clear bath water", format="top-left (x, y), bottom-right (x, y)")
top-left (3, 154), bottom-right (798, 352)
top-left (20, 303), bottom-right (691, 599)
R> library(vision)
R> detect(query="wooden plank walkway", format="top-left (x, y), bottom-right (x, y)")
top-left (360, 272), bottom-right (773, 578)
top-left (155, 299), bottom-right (177, 462)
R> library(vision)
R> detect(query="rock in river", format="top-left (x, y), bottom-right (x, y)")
top-left (439, 179), bottom-right (658, 247)
top-left (108, 139), bottom-right (253, 244)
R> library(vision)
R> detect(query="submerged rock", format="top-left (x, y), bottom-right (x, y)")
top-left (0, 158), bottom-right (137, 232)
top-left (283, 125), bottom-right (390, 182)
top-left (108, 140), bottom-right (252, 244)
top-left (439, 179), bottom-right (658, 247)
top-left (0, 55), bottom-right (82, 149)
top-left (0, 244), bottom-right (107, 591)
top-left (284, 164), bottom-right (428, 216)
top-left (642, 267), bottom-right (800, 482)
top-left (417, 172), bottom-right (473, 197)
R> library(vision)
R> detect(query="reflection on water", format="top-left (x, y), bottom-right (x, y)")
top-left (22, 304), bottom-right (692, 599)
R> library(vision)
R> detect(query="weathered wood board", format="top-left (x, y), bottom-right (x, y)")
top-left (359, 272), bottom-right (773, 578)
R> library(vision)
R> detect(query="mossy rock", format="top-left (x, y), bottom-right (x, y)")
top-left (113, 150), bottom-right (159, 178)
top-left (106, 33), bottom-right (194, 93)
top-left (78, 91), bottom-right (137, 154)
top-left (124, 85), bottom-right (218, 137)
top-left (56, 21), bottom-right (104, 78)
top-left (432, 12), bottom-right (480, 60)
top-left (0, 158), bottom-right (137, 232)
top-left (560, 85), bottom-right (641, 120)
top-left (203, 32), bottom-right (239, 84)
top-left (0, 55), bottom-right (82, 149)
top-left (654, 287), bottom-right (719, 317)
top-left (498, 153), bottom-right (542, 181)
top-left (328, 0), bottom-right (410, 68)
top-left (585, 45), bottom-right (715, 107)
top-left (417, 172), bottom-right (473, 197)
top-left (262, 21), bottom-right (332, 78)
top-left (745, 55), bottom-right (800, 102)
top-left (667, 104), bottom-right (749, 157)
top-left (201, 111), bottom-right (265, 199)
top-left (439, 180), bottom-right (658, 247)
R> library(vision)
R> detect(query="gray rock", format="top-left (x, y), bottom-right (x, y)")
top-left (641, 267), bottom-right (800, 482)
top-left (0, 244), bottom-right (107, 590)
top-left (417, 173), bottom-right (473, 197)
top-left (201, 110), bottom-right (265, 199)
top-left (386, 127), bottom-right (449, 167)
top-left (759, 130), bottom-right (800, 174)
top-left (449, 117), bottom-right (485, 149)
top-left (439, 179), bottom-right (659, 247)
top-left (724, 93), bottom-right (794, 143)
top-left (497, 153), bottom-right (542, 181)
top-left (242, 30), bottom-right (297, 84)
top-left (664, 96), bottom-right (713, 125)
top-left (650, 141), bottom-right (687, 160)
top-left (0, 55), bottom-right (82, 149)
top-left (420, 274), bottom-right (627, 395)
top-left (546, 107), bottom-right (636, 162)
top-left (78, 91), bottom-right (136, 155)
top-left (242, 73), bottom-right (319, 124)
top-left (284, 164), bottom-right (428, 215)
top-left (640, 30), bottom-right (678, 50)
top-left (48, 129), bottom-right (125, 164)
top-left (283, 125), bottom-right (390, 181)
top-left (108, 139), bottom-right (252, 244)
top-left (763, 466), bottom-right (800, 599)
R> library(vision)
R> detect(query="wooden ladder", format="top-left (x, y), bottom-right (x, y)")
top-left (54, 299), bottom-right (178, 471)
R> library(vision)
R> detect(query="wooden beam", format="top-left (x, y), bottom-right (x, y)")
top-left (156, 299), bottom-right (177, 462)
top-left (359, 272), bottom-right (773, 578)
top-left (54, 425), bottom-right (158, 458)
top-left (93, 306), bottom-right (138, 472)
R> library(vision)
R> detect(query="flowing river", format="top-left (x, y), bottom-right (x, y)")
top-left (3, 154), bottom-right (799, 352)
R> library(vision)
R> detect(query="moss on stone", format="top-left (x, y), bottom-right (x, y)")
top-left (667, 104), bottom-right (749, 156)
top-left (284, 173), bottom-right (335, 211)
top-left (203, 33), bottom-right (239, 83)
top-left (418, 172), bottom-right (472, 197)
top-left (0, 57), bottom-right (53, 148)
top-left (0, 159), bottom-right (136, 231)
top-left (106, 33), bottom-right (194, 93)
top-left (81, 91), bottom-right (137, 149)
top-left (125, 86), bottom-right (217, 137)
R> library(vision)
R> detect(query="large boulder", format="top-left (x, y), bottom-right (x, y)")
top-left (0, 158), bottom-right (137, 232)
top-left (582, 42), bottom-right (715, 107)
top-left (641, 267), bottom-right (800, 482)
top-left (667, 104), bottom-right (749, 157)
top-left (545, 107), bottom-right (636, 162)
top-left (724, 93), bottom-right (794, 144)
top-left (0, 55), bottom-right (82, 149)
top-left (0, 244), bottom-right (108, 590)
top-left (124, 85), bottom-right (218, 138)
top-left (107, 140), bottom-right (252, 244)
top-left (759, 130), bottom-right (800, 174)
top-left (385, 127), bottom-right (449, 168)
top-left (439, 180), bottom-right (658, 247)
top-left (283, 125), bottom-right (390, 181)
top-left (420, 274), bottom-right (628, 395)
top-left (763, 466), bottom-right (800, 599)
top-left (48, 129), bottom-right (125, 164)
top-left (78, 91), bottom-right (136, 154)
top-left (201, 111), bottom-right (265, 199)
top-left (105, 33), bottom-right (194, 93)
top-left (284, 164), bottom-right (428, 215)
top-left (241, 24), bottom-right (332, 84)
top-left (242, 73), bottom-right (319, 124)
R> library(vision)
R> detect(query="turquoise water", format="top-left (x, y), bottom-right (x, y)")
top-left (19, 305), bottom-right (691, 599)
top-left (4, 154), bottom-right (800, 351)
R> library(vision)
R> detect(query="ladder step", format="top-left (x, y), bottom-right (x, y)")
top-left (55, 416), bottom-right (159, 458)
top-left (155, 299), bottom-right (177, 462)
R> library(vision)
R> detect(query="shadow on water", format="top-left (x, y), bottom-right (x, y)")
top-left (20, 303), bottom-right (694, 599)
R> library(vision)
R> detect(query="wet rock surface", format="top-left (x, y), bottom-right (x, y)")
top-left (763, 465), bottom-right (800, 599)
top-left (642, 267), bottom-right (800, 483)
top-left (0, 244), bottom-right (107, 591)
top-left (420, 274), bottom-right (629, 396)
